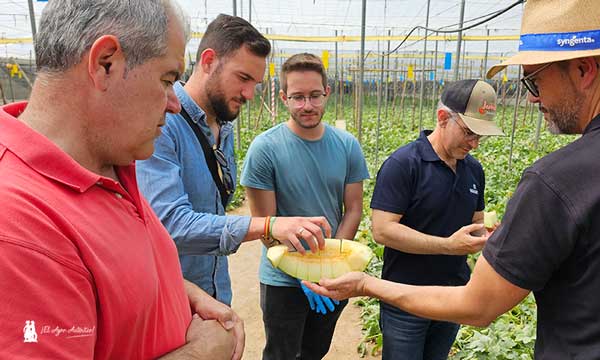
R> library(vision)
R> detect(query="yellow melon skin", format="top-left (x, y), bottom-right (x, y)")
top-left (266, 238), bottom-right (374, 282)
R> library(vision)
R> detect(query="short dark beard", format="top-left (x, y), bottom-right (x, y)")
top-left (540, 61), bottom-right (584, 134)
top-left (544, 76), bottom-right (583, 134)
top-left (545, 100), bottom-right (581, 134)
top-left (205, 65), bottom-right (245, 124)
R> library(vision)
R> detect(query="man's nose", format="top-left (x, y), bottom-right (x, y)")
top-left (166, 87), bottom-right (181, 114)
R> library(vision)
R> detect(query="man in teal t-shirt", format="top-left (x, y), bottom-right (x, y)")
top-left (241, 53), bottom-right (369, 360)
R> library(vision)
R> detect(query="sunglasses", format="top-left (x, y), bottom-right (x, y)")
top-left (520, 62), bottom-right (553, 98)
top-left (213, 145), bottom-right (235, 195)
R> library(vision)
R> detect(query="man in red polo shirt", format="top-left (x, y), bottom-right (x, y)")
top-left (0, 1), bottom-right (243, 359)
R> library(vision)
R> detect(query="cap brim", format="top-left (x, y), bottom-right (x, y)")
top-left (486, 49), bottom-right (600, 79)
top-left (459, 114), bottom-right (505, 136)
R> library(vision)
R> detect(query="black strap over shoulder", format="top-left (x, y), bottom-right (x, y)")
top-left (179, 107), bottom-right (229, 209)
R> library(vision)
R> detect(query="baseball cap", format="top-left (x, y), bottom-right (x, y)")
top-left (441, 79), bottom-right (504, 136)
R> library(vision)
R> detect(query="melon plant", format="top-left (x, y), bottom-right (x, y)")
top-left (266, 238), bottom-right (374, 282)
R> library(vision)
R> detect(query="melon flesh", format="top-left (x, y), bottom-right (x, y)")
top-left (266, 238), bottom-right (374, 282)
top-left (484, 211), bottom-right (498, 230)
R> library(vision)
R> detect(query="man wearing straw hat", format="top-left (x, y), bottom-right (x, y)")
top-left (369, 79), bottom-right (503, 360)
top-left (303, 0), bottom-right (600, 358)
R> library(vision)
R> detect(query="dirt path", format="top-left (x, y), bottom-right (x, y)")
top-left (228, 202), bottom-right (381, 360)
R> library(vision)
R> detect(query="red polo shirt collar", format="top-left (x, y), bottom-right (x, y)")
top-left (0, 101), bottom-right (145, 217)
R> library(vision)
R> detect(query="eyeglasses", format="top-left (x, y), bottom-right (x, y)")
top-left (520, 62), bottom-right (553, 98)
top-left (286, 93), bottom-right (327, 108)
top-left (452, 116), bottom-right (485, 142)
top-left (213, 145), bottom-right (235, 194)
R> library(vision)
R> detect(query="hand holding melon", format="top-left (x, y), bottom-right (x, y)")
top-left (301, 271), bottom-right (371, 301)
top-left (266, 216), bottom-right (332, 254)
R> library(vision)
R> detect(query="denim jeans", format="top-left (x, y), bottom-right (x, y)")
top-left (260, 283), bottom-right (348, 360)
top-left (380, 303), bottom-right (459, 360)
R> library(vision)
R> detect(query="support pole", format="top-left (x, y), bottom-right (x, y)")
top-left (376, 40), bottom-right (384, 169)
top-left (432, 31), bottom-right (440, 123)
top-left (508, 67), bottom-right (523, 172)
top-left (483, 27), bottom-right (490, 79)
top-left (534, 110), bottom-right (543, 149)
top-left (418, 0), bottom-right (431, 131)
top-left (358, 0), bottom-right (367, 143)
top-left (454, 0), bottom-right (466, 81)
top-left (27, 0), bottom-right (37, 41)
top-left (385, 29), bottom-right (391, 122)
top-left (335, 30), bottom-right (339, 120)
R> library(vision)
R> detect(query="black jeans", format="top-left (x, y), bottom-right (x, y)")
top-left (260, 283), bottom-right (348, 360)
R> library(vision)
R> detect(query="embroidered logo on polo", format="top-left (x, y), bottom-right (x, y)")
top-left (478, 100), bottom-right (496, 115)
top-left (23, 320), bottom-right (96, 343)
top-left (469, 184), bottom-right (479, 195)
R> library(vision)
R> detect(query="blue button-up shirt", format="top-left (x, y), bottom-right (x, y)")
top-left (136, 82), bottom-right (251, 305)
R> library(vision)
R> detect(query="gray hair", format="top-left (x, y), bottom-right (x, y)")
top-left (35, 0), bottom-right (190, 73)
top-left (437, 100), bottom-right (459, 119)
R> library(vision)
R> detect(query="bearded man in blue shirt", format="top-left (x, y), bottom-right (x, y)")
top-left (137, 14), bottom-right (331, 306)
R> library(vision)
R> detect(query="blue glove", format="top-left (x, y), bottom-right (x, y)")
top-left (299, 280), bottom-right (340, 315)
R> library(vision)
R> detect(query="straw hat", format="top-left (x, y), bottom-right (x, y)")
top-left (487, 0), bottom-right (600, 78)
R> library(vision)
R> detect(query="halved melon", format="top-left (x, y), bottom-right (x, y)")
top-left (484, 211), bottom-right (498, 230)
top-left (266, 238), bottom-right (374, 282)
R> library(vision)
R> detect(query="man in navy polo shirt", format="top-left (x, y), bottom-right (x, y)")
top-left (369, 79), bottom-right (503, 359)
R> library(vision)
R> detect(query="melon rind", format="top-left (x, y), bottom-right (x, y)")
top-left (266, 238), bottom-right (374, 281)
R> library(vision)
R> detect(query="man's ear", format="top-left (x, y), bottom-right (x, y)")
top-left (576, 56), bottom-right (599, 90)
top-left (325, 85), bottom-right (332, 97)
top-left (199, 48), bottom-right (217, 74)
top-left (279, 89), bottom-right (288, 104)
top-left (87, 35), bottom-right (124, 91)
top-left (437, 109), bottom-right (451, 127)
